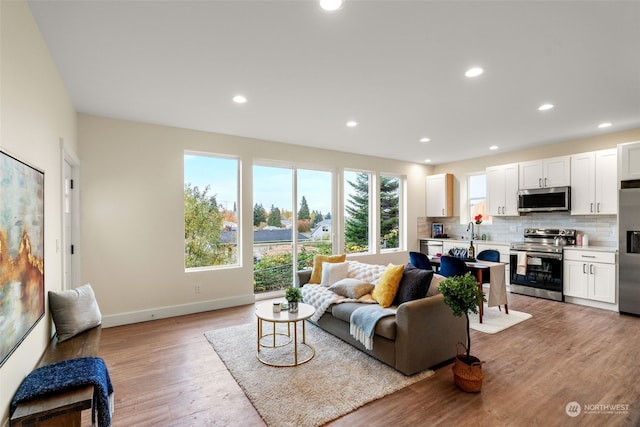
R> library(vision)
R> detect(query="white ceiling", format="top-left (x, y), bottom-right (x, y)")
top-left (28, 0), bottom-right (640, 165)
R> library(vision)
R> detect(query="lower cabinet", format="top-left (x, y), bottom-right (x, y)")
top-left (564, 249), bottom-right (616, 306)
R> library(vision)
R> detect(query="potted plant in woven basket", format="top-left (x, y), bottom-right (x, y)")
top-left (439, 272), bottom-right (487, 392)
top-left (285, 287), bottom-right (303, 313)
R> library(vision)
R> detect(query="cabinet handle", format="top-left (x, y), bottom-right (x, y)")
top-left (590, 264), bottom-right (595, 275)
top-left (442, 208), bottom-right (445, 216)
top-left (590, 203), bottom-right (594, 213)
top-left (544, 177), bottom-right (548, 187)
top-left (583, 264), bottom-right (587, 274)
top-left (502, 206), bottom-right (505, 214)
top-left (539, 178), bottom-right (542, 188)
top-left (581, 255), bottom-right (596, 258)
top-left (597, 202), bottom-right (600, 213)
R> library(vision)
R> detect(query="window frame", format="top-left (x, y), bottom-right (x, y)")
top-left (184, 151), bottom-right (241, 271)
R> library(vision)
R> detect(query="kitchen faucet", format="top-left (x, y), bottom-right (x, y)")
top-left (467, 222), bottom-right (475, 240)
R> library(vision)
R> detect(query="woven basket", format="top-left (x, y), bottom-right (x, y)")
top-left (452, 343), bottom-right (484, 392)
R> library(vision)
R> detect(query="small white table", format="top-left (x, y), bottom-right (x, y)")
top-left (255, 302), bottom-right (315, 367)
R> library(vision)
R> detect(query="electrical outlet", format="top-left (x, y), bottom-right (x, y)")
top-left (195, 284), bottom-right (201, 293)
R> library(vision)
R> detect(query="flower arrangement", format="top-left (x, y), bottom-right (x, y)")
top-left (474, 214), bottom-right (483, 225)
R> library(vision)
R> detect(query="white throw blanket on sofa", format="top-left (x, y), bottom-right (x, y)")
top-left (302, 261), bottom-right (385, 322)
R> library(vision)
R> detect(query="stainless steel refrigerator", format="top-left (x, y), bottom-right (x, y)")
top-left (619, 184), bottom-right (640, 315)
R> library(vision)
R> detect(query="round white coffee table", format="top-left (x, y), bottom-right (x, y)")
top-left (255, 301), bottom-right (315, 367)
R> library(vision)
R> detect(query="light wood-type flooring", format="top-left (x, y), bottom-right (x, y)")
top-left (93, 292), bottom-right (640, 427)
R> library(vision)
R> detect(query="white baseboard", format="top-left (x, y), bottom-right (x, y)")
top-left (101, 294), bottom-right (256, 328)
top-left (564, 296), bottom-right (618, 312)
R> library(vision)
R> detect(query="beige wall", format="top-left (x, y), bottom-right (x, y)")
top-left (0, 1), bottom-right (77, 422)
top-left (77, 115), bottom-right (429, 326)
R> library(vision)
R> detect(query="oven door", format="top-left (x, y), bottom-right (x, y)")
top-left (510, 251), bottom-right (564, 300)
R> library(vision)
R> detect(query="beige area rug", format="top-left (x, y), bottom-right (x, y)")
top-left (470, 306), bottom-right (532, 334)
top-left (205, 322), bottom-right (434, 427)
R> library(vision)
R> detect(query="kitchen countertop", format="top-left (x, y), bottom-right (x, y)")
top-left (419, 237), bottom-right (512, 246)
top-left (420, 238), bottom-right (618, 252)
top-left (563, 245), bottom-right (618, 253)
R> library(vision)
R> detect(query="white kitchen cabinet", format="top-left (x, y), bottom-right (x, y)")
top-left (564, 249), bottom-right (616, 305)
top-left (618, 140), bottom-right (640, 181)
top-left (426, 173), bottom-right (453, 217)
top-left (486, 163), bottom-right (519, 216)
top-left (570, 149), bottom-right (617, 215)
top-left (519, 155), bottom-right (570, 189)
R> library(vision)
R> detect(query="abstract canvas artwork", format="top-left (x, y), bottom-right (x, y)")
top-left (0, 150), bottom-right (45, 367)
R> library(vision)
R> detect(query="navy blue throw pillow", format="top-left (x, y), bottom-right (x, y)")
top-left (394, 264), bottom-right (434, 306)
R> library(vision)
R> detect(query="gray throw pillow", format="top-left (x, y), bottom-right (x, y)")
top-left (329, 278), bottom-right (375, 299)
top-left (49, 284), bottom-right (102, 342)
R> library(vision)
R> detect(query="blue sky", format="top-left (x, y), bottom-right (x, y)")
top-left (184, 155), bottom-right (333, 216)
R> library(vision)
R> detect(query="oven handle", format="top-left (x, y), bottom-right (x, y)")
top-left (510, 250), bottom-right (563, 260)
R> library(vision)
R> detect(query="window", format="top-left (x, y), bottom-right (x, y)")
top-left (184, 153), bottom-right (239, 269)
top-left (468, 173), bottom-right (487, 224)
top-left (253, 165), bottom-right (333, 294)
top-left (344, 170), bottom-right (372, 254)
top-left (380, 174), bottom-right (401, 250)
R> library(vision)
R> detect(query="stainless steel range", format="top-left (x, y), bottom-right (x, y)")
top-left (509, 228), bottom-right (576, 301)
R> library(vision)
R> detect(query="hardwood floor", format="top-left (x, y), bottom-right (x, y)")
top-left (94, 293), bottom-right (640, 427)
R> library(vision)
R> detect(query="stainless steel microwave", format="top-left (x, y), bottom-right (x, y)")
top-left (517, 186), bottom-right (571, 212)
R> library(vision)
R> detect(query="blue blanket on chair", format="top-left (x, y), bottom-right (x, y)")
top-left (10, 357), bottom-right (114, 427)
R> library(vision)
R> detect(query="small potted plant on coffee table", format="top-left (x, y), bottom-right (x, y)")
top-left (438, 272), bottom-right (487, 392)
top-left (285, 287), bottom-right (303, 313)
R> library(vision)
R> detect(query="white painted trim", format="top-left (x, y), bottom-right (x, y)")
top-left (101, 295), bottom-right (256, 327)
top-left (564, 296), bottom-right (618, 312)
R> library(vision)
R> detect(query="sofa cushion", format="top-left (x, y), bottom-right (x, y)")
top-left (347, 261), bottom-right (387, 285)
top-left (309, 254), bottom-right (347, 284)
top-left (394, 264), bottom-right (434, 305)
top-left (320, 261), bottom-right (349, 287)
top-left (372, 263), bottom-right (405, 308)
top-left (330, 303), bottom-right (396, 340)
top-left (427, 274), bottom-right (446, 297)
top-left (329, 278), bottom-right (374, 299)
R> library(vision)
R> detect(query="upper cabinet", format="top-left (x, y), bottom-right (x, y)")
top-left (426, 173), bottom-right (453, 217)
top-left (486, 163), bottom-right (519, 216)
top-left (519, 155), bottom-right (570, 189)
top-left (571, 149), bottom-right (617, 215)
top-left (618, 141), bottom-right (640, 181)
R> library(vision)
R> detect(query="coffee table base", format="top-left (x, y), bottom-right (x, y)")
top-left (257, 319), bottom-right (315, 367)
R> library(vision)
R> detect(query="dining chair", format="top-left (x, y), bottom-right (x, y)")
top-left (476, 249), bottom-right (507, 313)
top-left (476, 249), bottom-right (500, 262)
top-left (409, 251), bottom-right (433, 271)
top-left (438, 255), bottom-right (469, 278)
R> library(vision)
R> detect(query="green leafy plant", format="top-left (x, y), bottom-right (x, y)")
top-left (285, 286), bottom-right (303, 303)
top-left (438, 273), bottom-right (486, 360)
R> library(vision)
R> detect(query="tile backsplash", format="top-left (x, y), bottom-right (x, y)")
top-left (418, 213), bottom-right (617, 247)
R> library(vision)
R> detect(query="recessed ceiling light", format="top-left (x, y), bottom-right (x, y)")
top-left (233, 95), bottom-right (247, 104)
top-left (489, 145), bottom-right (499, 150)
top-left (346, 121), bottom-right (358, 127)
top-left (424, 159), bottom-right (432, 163)
top-left (538, 103), bottom-right (554, 111)
top-left (465, 67), bottom-right (484, 78)
top-left (598, 122), bottom-right (612, 128)
top-left (320, 0), bottom-right (343, 11)
top-left (420, 137), bottom-right (431, 143)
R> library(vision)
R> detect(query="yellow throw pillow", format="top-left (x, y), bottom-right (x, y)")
top-left (372, 263), bottom-right (405, 308)
top-left (309, 254), bottom-right (347, 284)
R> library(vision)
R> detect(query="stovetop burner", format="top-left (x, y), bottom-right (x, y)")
top-left (510, 228), bottom-right (576, 253)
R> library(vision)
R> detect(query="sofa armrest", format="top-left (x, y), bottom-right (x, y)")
top-left (393, 293), bottom-right (467, 375)
top-left (295, 269), bottom-right (312, 288)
